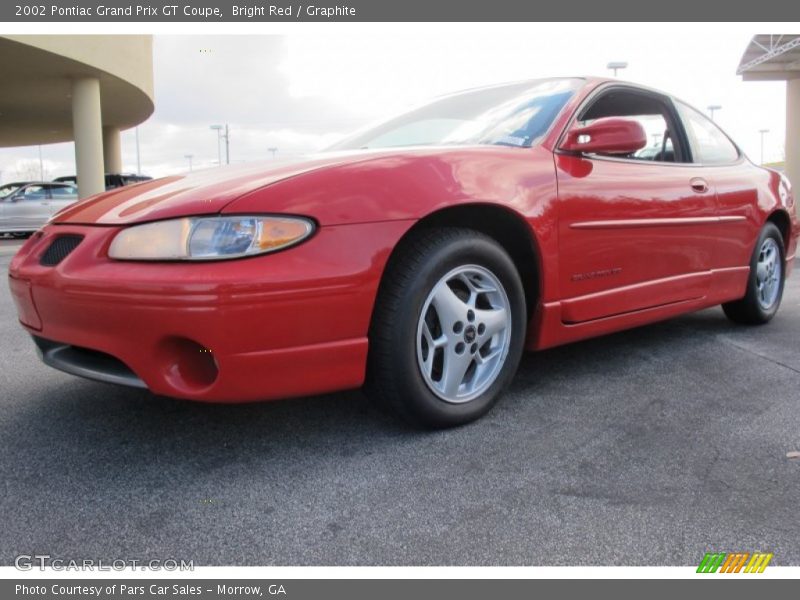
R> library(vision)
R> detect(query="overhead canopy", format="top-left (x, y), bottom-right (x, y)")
top-left (0, 35), bottom-right (154, 148)
top-left (737, 34), bottom-right (800, 81)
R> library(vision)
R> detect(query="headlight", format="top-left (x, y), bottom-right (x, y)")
top-left (108, 215), bottom-right (315, 261)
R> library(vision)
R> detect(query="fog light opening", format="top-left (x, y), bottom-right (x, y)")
top-left (158, 337), bottom-right (219, 392)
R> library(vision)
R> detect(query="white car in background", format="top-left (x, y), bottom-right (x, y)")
top-left (0, 182), bottom-right (78, 236)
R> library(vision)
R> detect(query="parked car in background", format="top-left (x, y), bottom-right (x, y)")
top-left (53, 173), bottom-right (153, 191)
top-left (1, 182), bottom-right (78, 235)
top-left (0, 181), bottom-right (32, 199)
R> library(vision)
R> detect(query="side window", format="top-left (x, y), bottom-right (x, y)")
top-left (50, 185), bottom-right (78, 199)
top-left (577, 89), bottom-right (684, 163)
top-left (675, 101), bottom-right (739, 165)
top-left (0, 185), bottom-right (20, 199)
top-left (21, 185), bottom-right (47, 201)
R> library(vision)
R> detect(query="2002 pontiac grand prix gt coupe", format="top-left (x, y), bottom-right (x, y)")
top-left (8, 77), bottom-right (798, 427)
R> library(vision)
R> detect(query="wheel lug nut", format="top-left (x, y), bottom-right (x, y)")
top-left (477, 323), bottom-right (486, 335)
top-left (455, 342), bottom-right (465, 354)
top-left (453, 321), bottom-right (464, 334)
top-left (467, 310), bottom-right (475, 322)
top-left (470, 343), bottom-right (478, 354)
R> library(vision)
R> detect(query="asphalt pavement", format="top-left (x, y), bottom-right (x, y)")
top-left (1, 239), bottom-right (798, 566)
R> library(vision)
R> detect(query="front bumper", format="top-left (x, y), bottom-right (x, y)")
top-left (8, 220), bottom-right (411, 402)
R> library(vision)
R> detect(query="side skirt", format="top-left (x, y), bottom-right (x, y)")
top-left (527, 266), bottom-right (750, 351)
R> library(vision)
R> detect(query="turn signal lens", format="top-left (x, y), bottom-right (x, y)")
top-left (109, 215), bottom-right (314, 261)
top-left (256, 219), bottom-right (315, 251)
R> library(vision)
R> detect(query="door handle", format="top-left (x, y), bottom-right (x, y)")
top-left (690, 178), bottom-right (709, 194)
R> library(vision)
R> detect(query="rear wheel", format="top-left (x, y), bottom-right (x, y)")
top-left (723, 222), bottom-right (785, 324)
top-left (366, 227), bottom-right (527, 428)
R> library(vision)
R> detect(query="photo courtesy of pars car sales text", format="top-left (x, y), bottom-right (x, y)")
top-left (15, 585), bottom-right (284, 596)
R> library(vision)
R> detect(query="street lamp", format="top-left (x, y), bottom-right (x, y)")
top-left (707, 104), bottom-right (722, 121)
top-left (185, 154), bottom-right (194, 172)
top-left (210, 124), bottom-right (230, 165)
top-left (607, 61), bottom-right (628, 77)
top-left (210, 124), bottom-right (223, 166)
top-left (268, 147), bottom-right (278, 160)
top-left (759, 129), bottom-right (770, 165)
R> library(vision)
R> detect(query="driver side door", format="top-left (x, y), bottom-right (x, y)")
top-left (556, 86), bottom-right (719, 323)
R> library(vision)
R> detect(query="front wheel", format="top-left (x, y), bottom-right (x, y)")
top-left (366, 227), bottom-right (527, 428)
top-left (723, 222), bottom-right (785, 324)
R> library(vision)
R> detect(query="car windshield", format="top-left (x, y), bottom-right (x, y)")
top-left (0, 184), bottom-right (23, 198)
top-left (329, 78), bottom-right (582, 151)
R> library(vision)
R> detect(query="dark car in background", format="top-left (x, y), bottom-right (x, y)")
top-left (53, 173), bottom-right (153, 190)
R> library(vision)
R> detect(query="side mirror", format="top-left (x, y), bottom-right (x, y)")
top-left (561, 117), bottom-right (647, 155)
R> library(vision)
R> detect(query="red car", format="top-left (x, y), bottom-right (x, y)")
top-left (8, 77), bottom-right (798, 427)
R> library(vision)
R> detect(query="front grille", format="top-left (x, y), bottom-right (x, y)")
top-left (40, 235), bottom-right (83, 266)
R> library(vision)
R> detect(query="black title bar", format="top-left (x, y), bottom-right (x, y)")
top-left (3, 0), bottom-right (800, 22)
top-left (5, 579), bottom-right (800, 600)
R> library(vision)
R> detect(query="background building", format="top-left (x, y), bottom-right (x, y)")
top-left (0, 35), bottom-right (154, 198)
top-left (738, 35), bottom-right (800, 189)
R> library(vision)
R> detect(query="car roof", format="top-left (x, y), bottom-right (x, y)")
top-left (54, 173), bottom-right (151, 178)
top-left (18, 181), bottom-right (75, 187)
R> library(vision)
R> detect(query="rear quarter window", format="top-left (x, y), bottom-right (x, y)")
top-left (675, 100), bottom-right (739, 165)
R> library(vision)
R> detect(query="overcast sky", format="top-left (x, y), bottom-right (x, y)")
top-left (0, 27), bottom-right (789, 181)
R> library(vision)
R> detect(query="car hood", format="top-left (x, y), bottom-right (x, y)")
top-left (51, 152), bottom-right (383, 226)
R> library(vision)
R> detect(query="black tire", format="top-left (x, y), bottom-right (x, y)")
top-left (366, 227), bottom-right (527, 428)
top-left (722, 222), bottom-right (785, 325)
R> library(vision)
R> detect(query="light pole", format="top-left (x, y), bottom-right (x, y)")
top-left (707, 104), bottom-right (722, 121)
top-left (268, 147), bottom-right (278, 160)
top-left (224, 124), bottom-right (230, 165)
top-left (210, 124), bottom-right (223, 166)
top-left (185, 154), bottom-right (194, 172)
top-left (38, 145), bottom-right (44, 180)
top-left (607, 61), bottom-right (628, 77)
top-left (759, 129), bottom-right (769, 165)
top-left (210, 124), bottom-right (230, 165)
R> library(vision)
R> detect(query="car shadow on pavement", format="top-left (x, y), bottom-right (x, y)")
top-left (1, 305), bottom-right (742, 481)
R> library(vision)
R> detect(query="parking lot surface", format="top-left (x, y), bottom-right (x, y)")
top-left (1, 241), bottom-right (798, 565)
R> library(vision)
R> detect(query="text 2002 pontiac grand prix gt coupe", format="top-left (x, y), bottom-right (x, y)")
top-left (8, 77), bottom-right (798, 427)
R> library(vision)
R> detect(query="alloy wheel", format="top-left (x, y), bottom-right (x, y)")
top-left (415, 265), bottom-right (512, 404)
top-left (756, 237), bottom-right (782, 310)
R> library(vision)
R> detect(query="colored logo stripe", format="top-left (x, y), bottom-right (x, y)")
top-left (697, 552), bottom-right (773, 573)
top-left (697, 553), bottom-right (726, 573)
top-left (719, 553), bottom-right (749, 573)
top-left (744, 553), bottom-right (773, 573)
